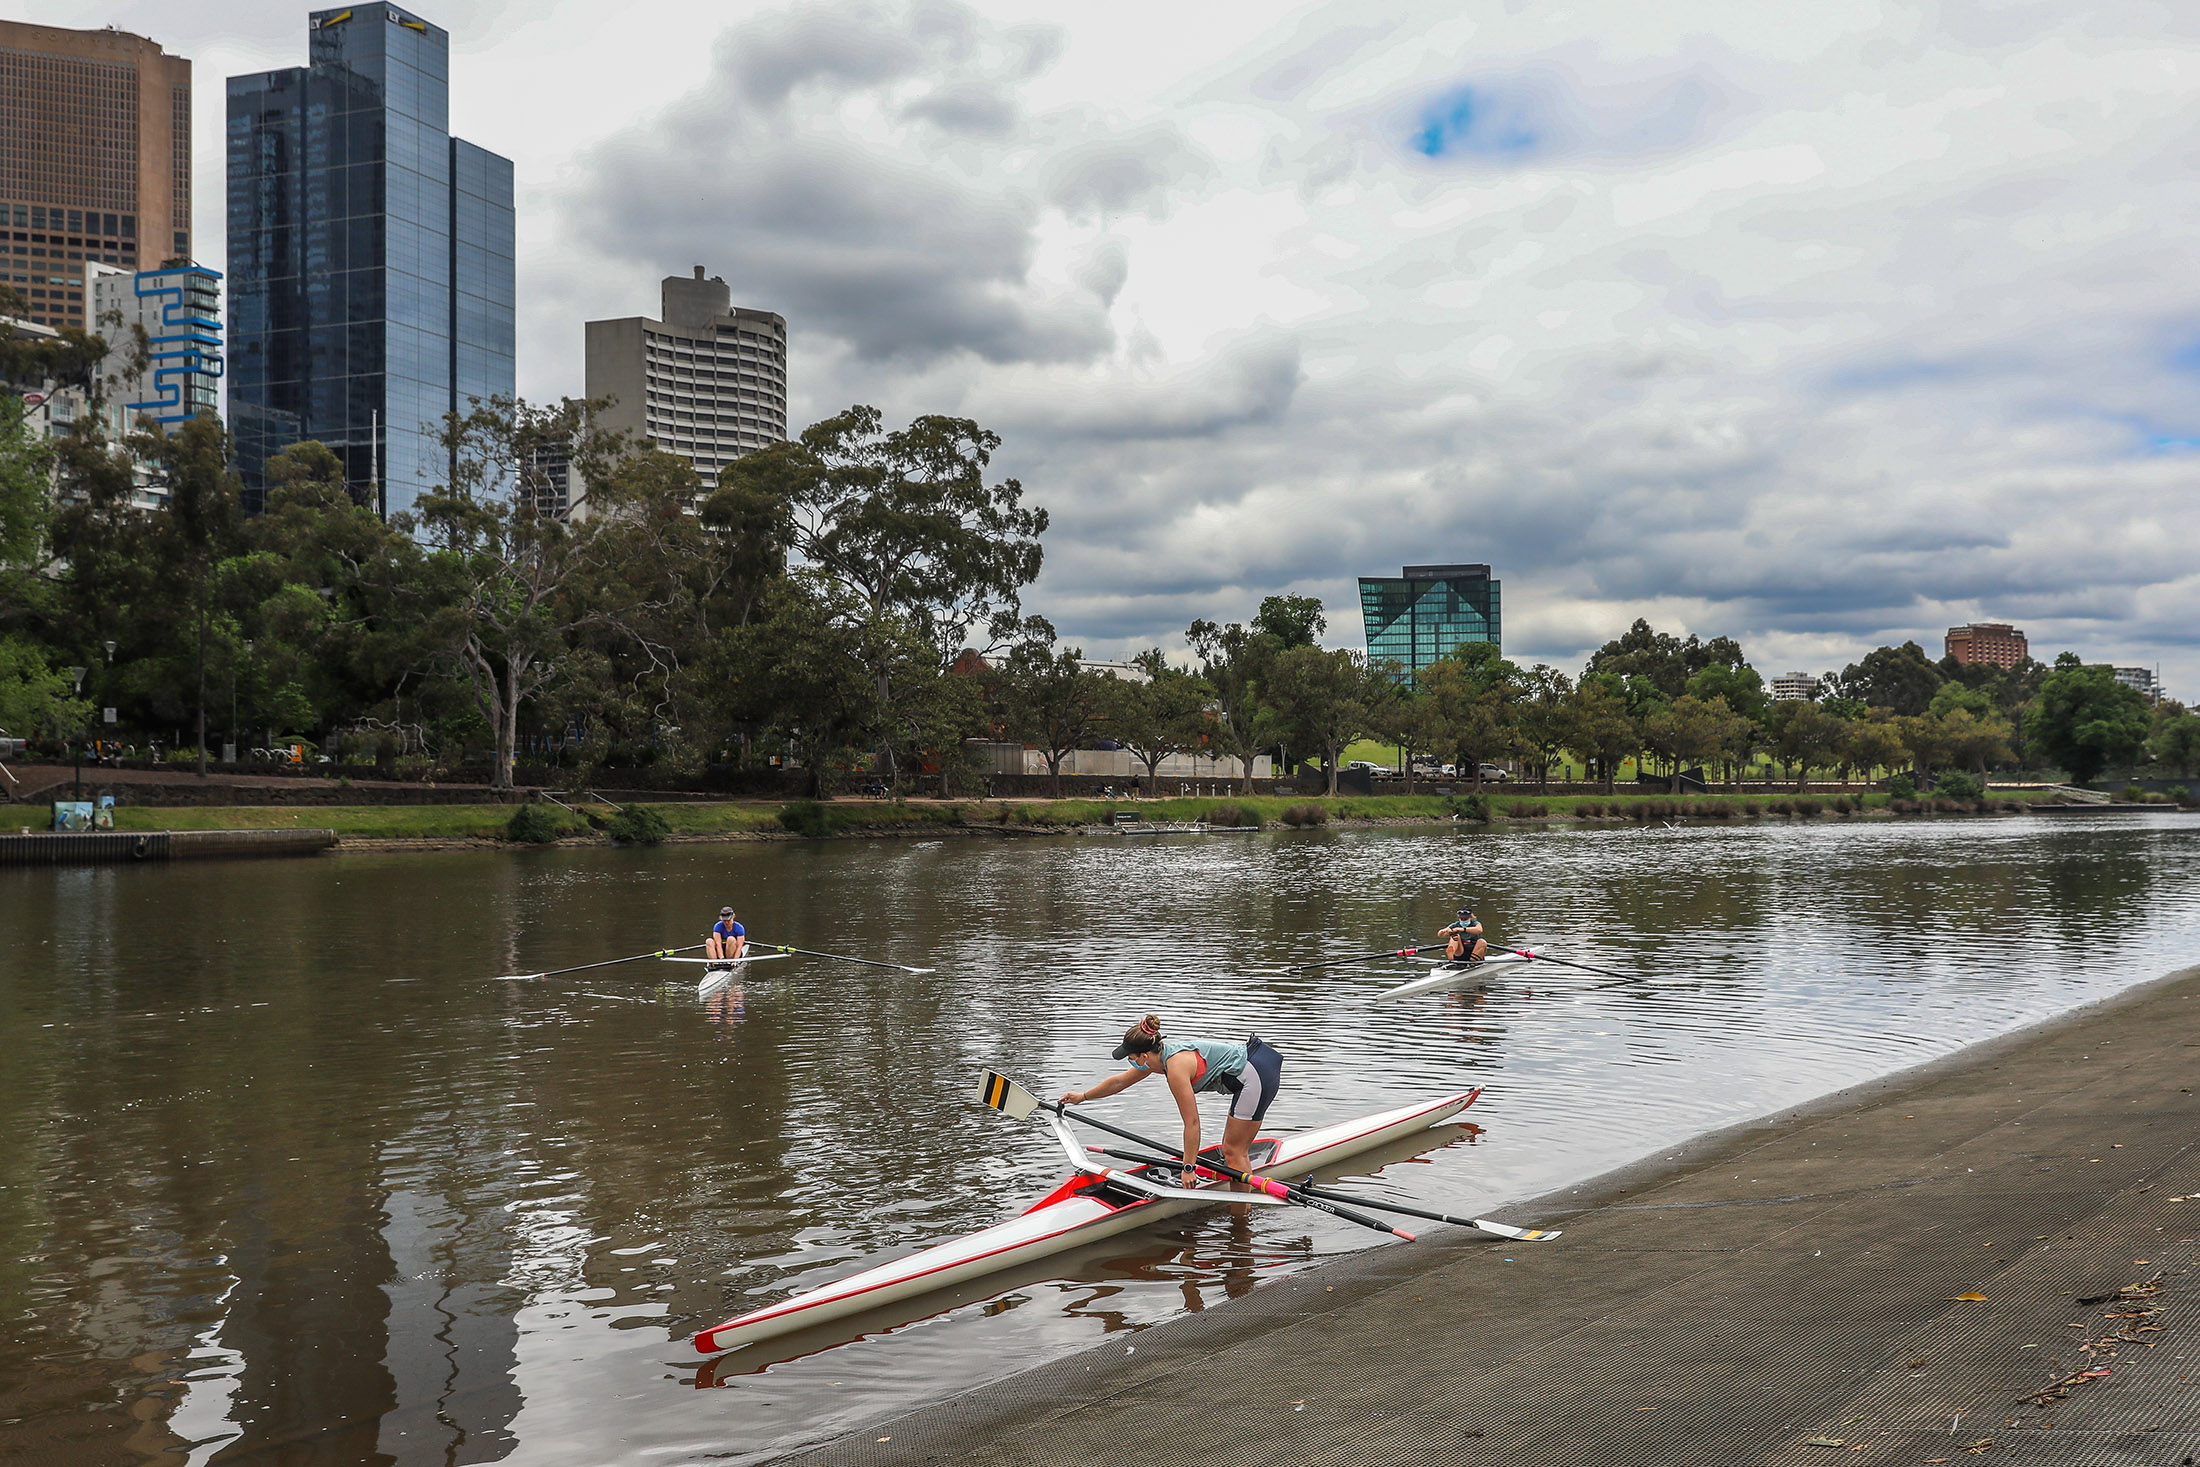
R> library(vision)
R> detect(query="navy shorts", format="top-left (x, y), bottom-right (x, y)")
top-left (1227, 1036), bottom-right (1284, 1123)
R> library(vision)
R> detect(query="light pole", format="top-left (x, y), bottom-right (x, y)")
top-left (68, 665), bottom-right (87, 802)
top-left (100, 641), bottom-right (115, 764)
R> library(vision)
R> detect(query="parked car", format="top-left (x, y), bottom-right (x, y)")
top-left (1477, 763), bottom-right (1514, 782)
top-left (1346, 760), bottom-right (1379, 773)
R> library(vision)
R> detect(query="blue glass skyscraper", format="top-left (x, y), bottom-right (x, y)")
top-left (226, 4), bottom-right (513, 516)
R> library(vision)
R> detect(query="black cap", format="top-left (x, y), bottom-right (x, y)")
top-left (1110, 1038), bottom-right (1138, 1059)
top-left (719, 906), bottom-right (734, 916)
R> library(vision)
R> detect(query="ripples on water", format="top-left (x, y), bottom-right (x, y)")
top-left (3, 814), bottom-right (2198, 1464)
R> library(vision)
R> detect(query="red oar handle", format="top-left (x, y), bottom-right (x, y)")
top-left (1199, 1166), bottom-right (1413, 1240)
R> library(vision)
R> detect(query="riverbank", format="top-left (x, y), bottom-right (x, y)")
top-left (86, 787), bottom-right (2121, 848)
top-left (780, 960), bottom-right (2200, 1466)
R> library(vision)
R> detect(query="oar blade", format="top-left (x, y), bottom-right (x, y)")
top-left (978, 1069), bottom-right (1043, 1120)
top-left (493, 973), bottom-right (544, 983)
top-left (1472, 1218), bottom-right (1562, 1242)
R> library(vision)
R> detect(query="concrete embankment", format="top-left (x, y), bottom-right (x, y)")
top-left (0, 828), bottom-right (338, 865)
top-left (783, 964), bottom-right (2200, 1466)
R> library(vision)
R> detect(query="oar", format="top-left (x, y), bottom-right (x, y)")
top-left (1287, 944), bottom-right (1442, 973)
top-left (493, 943), bottom-right (704, 982)
top-left (1497, 947), bottom-right (1637, 983)
top-left (753, 941), bottom-right (935, 975)
top-left (1081, 1143), bottom-right (1559, 1242)
top-left (977, 1071), bottom-right (1413, 1240)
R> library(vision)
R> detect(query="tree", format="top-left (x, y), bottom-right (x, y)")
top-left (1114, 651), bottom-right (1213, 796)
top-left (1641, 694), bottom-right (1732, 793)
top-left (1769, 699), bottom-right (1845, 791)
top-left (1558, 676), bottom-right (1640, 793)
top-left (141, 414), bottom-right (244, 774)
top-left (1187, 618), bottom-right (1282, 794)
top-left (998, 629), bottom-right (1109, 797)
top-left (0, 634), bottom-right (86, 742)
top-left (1840, 713), bottom-right (1909, 785)
top-left (2027, 654), bottom-right (2151, 784)
top-left (1836, 642), bottom-right (1943, 715)
top-left (1585, 618), bottom-right (1746, 700)
top-left (1684, 663), bottom-right (1770, 724)
top-left (769, 406), bottom-right (1047, 782)
top-left (0, 394), bottom-right (53, 571)
top-left (1935, 706), bottom-right (2014, 777)
top-left (1415, 644), bottom-right (1526, 788)
top-left (1253, 594), bottom-right (1325, 652)
top-left (1264, 644), bottom-right (1383, 795)
top-left (2148, 705), bottom-right (2200, 778)
top-left (0, 284), bottom-right (107, 393)
top-left (1514, 665), bottom-right (1574, 791)
top-left (413, 396), bottom-right (661, 789)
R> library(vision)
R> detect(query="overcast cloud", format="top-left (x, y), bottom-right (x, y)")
top-left (56, 0), bottom-right (2200, 690)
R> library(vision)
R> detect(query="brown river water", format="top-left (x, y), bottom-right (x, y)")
top-left (4, 813), bottom-right (2198, 1465)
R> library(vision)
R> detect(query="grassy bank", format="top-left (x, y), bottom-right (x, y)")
top-left (93, 786), bottom-right (2092, 845)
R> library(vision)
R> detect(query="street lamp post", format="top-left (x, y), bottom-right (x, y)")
top-left (68, 665), bottom-right (87, 802)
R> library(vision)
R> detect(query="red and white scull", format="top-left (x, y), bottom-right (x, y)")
top-left (693, 1087), bottom-right (1481, 1355)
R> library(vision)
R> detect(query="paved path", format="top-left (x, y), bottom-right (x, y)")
top-left (781, 966), bottom-right (2200, 1466)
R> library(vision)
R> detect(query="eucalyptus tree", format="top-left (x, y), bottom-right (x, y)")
top-left (1186, 618), bottom-right (1283, 794)
top-left (2027, 654), bottom-right (2150, 783)
top-left (1770, 699), bottom-right (1846, 791)
top-left (1115, 649), bottom-right (1214, 796)
top-left (1557, 675), bottom-right (1639, 793)
top-left (997, 626), bottom-right (1112, 797)
top-left (1264, 644), bottom-right (1384, 795)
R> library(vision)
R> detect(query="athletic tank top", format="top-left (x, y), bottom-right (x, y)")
top-left (1161, 1037), bottom-right (1248, 1093)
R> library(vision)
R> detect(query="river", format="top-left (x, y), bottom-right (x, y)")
top-left (3, 812), bottom-right (2197, 1465)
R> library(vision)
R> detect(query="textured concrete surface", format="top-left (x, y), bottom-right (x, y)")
top-left (778, 965), bottom-right (2200, 1465)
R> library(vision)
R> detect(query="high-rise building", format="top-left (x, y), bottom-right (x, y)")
top-left (0, 22), bottom-right (192, 334)
top-left (1944, 622), bottom-right (2028, 669)
top-left (1358, 564), bottom-right (1501, 686)
top-left (2112, 666), bottom-right (2160, 703)
top-left (585, 266), bottom-right (788, 499)
top-left (226, 3), bottom-right (514, 515)
top-left (86, 261), bottom-right (223, 428)
top-left (1769, 672), bottom-right (1819, 702)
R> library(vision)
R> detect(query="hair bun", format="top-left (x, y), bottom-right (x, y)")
top-left (1139, 1014), bottom-right (1160, 1034)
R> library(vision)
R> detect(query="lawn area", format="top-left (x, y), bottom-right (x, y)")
top-left (100, 785), bottom-right (2068, 843)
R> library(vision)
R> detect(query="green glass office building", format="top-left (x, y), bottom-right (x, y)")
top-left (1358, 564), bottom-right (1501, 685)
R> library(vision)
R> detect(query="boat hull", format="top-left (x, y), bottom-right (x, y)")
top-left (693, 1088), bottom-right (1480, 1354)
top-left (1380, 952), bottom-right (1532, 1000)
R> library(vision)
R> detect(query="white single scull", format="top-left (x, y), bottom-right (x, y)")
top-left (692, 1087), bottom-right (1480, 1355)
top-left (1379, 952), bottom-right (1533, 1000)
top-left (661, 952), bottom-right (791, 998)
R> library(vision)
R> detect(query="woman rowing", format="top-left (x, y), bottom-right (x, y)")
top-left (1061, 1016), bottom-right (1284, 1191)
top-left (1437, 907), bottom-right (1487, 966)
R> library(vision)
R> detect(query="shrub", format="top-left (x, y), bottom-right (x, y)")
top-left (606, 804), bottom-right (671, 845)
top-left (1205, 803), bottom-right (1264, 829)
top-left (1888, 774), bottom-right (1918, 799)
top-left (1767, 799), bottom-right (1794, 815)
top-left (778, 800), bottom-right (830, 837)
top-left (1448, 793), bottom-right (1491, 821)
top-left (1505, 800), bottom-right (1547, 818)
top-left (1281, 804), bottom-right (1328, 827)
top-left (1574, 800), bottom-right (1602, 817)
top-left (505, 804), bottom-right (564, 844)
top-left (1935, 771), bottom-right (1984, 801)
top-left (1742, 800), bottom-right (1762, 816)
top-left (2171, 785), bottom-right (2195, 809)
top-left (1795, 797), bottom-right (1823, 816)
top-left (2122, 783), bottom-right (2147, 803)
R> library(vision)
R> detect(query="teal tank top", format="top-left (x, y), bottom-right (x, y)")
top-left (1161, 1036), bottom-right (1247, 1093)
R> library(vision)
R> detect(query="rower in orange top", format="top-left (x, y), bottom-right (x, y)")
top-left (1060, 1016), bottom-right (1283, 1190)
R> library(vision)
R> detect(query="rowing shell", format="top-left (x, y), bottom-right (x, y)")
top-left (693, 1087), bottom-right (1481, 1355)
top-left (1379, 952), bottom-right (1533, 1000)
top-left (662, 952), bottom-right (790, 998)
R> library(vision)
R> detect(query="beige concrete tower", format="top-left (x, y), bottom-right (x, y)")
top-left (0, 21), bottom-right (192, 334)
top-left (585, 266), bottom-right (788, 502)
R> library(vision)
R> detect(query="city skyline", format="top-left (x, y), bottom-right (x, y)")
top-left (19, 0), bottom-right (2200, 688)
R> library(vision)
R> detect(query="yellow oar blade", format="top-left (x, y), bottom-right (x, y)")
top-left (979, 1069), bottom-right (1042, 1120)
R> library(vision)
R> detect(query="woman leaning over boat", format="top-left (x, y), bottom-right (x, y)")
top-left (1061, 1017), bottom-right (1283, 1190)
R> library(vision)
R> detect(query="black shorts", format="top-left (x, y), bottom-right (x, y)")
top-left (1225, 1036), bottom-right (1284, 1123)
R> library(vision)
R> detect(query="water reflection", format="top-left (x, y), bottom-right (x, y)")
top-left (1, 814), bottom-right (2196, 1464)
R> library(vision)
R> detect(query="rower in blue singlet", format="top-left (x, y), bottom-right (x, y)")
top-left (1060, 1015), bottom-right (1285, 1189)
top-left (706, 906), bottom-right (746, 963)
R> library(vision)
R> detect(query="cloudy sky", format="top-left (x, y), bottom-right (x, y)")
top-left (47, 0), bottom-right (2200, 689)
